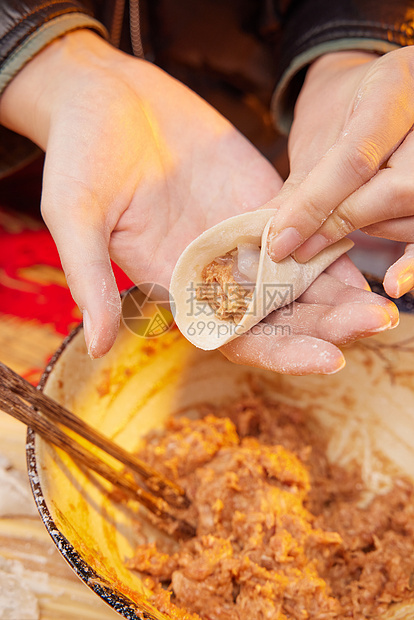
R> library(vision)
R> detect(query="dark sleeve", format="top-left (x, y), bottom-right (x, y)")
top-left (0, 0), bottom-right (108, 178)
top-left (272, 0), bottom-right (414, 133)
top-left (0, 0), bottom-right (108, 94)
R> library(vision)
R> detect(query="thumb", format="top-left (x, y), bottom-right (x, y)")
top-left (266, 49), bottom-right (414, 262)
top-left (42, 198), bottom-right (121, 359)
top-left (383, 243), bottom-right (414, 299)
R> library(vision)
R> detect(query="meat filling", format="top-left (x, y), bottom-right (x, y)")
top-left (129, 396), bottom-right (414, 620)
top-left (196, 243), bottom-right (260, 323)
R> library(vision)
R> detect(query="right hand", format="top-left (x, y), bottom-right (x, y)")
top-left (265, 49), bottom-right (414, 299)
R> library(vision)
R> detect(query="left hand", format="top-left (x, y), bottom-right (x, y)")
top-left (265, 47), bottom-right (414, 298)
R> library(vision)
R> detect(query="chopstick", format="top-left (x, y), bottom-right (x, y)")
top-left (0, 362), bottom-right (188, 508)
top-left (0, 363), bottom-right (195, 540)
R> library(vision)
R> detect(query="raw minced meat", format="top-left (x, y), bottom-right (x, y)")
top-left (196, 251), bottom-right (253, 323)
top-left (128, 396), bottom-right (414, 619)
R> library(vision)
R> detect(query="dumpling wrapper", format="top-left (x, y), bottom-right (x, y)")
top-left (170, 209), bottom-right (353, 350)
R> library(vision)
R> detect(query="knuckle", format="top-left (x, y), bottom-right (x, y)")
top-left (302, 197), bottom-right (331, 227)
top-left (330, 208), bottom-right (356, 236)
top-left (345, 142), bottom-right (381, 183)
top-left (65, 258), bottom-right (110, 283)
top-left (41, 175), bottom-right (101, 220)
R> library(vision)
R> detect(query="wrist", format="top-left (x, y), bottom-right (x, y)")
top-left (310, 50), bottom-right (378, 77)
top-left (0, 30), bottom-right (116, 149)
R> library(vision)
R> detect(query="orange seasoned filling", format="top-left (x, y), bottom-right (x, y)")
top-left (129, 396), bottom-right (414, 620)
top-left (196, 244), bottom-right (260, 323)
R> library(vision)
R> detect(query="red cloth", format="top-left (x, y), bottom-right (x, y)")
top-left (0, 210), bottom-right (133, 334)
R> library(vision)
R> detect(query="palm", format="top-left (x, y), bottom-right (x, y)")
top-left (104, 60), bottom-right (282, 288)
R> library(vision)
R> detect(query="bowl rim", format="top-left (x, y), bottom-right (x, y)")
top-left (26, 297), bottom-right (155, 620)
top-left (25, 281), bottom-right (414, 620)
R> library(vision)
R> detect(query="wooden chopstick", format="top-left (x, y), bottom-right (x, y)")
top-left (0, 364), bottom-right (195, 540)
top-left (0, 362), bottom-right (188, 509)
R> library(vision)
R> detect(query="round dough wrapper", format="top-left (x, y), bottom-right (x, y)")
top-left (170, 209), bottom-right (353, 350)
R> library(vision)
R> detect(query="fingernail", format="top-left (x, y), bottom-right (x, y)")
top-left (396, 272), bottom-right (414, 298)
top-left (357, 305), bottom-right (399, 335)
top-left (385, 301), bottom-right (399, 328)
top-left (294, 234), bottom-right (329, 263)
top-left (367, 308), bottom-right (392, 333)
top-left (83, 310), bottom-right (98, 359)
top-left (325, 355), bottom-right (346, 375)
top-left (268, 227), bottom-right (302, 262)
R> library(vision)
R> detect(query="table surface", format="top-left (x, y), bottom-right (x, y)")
top-left (0, 313), bottom-right (121, 620)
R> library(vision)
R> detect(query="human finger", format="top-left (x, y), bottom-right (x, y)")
top-left (383, 243), bottom-right (414, 298)
top-left (323, 255), bottom-right (370, 290)
top-left (41, 174), bottom-right (121, 359)
top-left (267, 52), bottom-right (414, 262)
top-left (297, 272), bottom-right (399, 328)
top-left (220, 272), bottom-right (398, 375)
top-left (294, 132), bottom-right (414, 262)
top-left (361, 216), bottom-right (414, 242)
top-left (220, 331), bottom-right (345, 376)
top-left (220, 297), bottom-right (392, 376)
top-left (264, 301), bottom-right (392, 345)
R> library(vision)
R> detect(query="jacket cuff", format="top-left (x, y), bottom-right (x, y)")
top-left (272, 38), bottom-right (399, 135)
top-left (0, 13), bottom-right (107, 95)
top-left (0, 126), bottom-right (41, 180)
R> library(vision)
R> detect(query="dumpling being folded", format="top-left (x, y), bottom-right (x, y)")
top-left (170, 209), bottom-right (353, 350)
